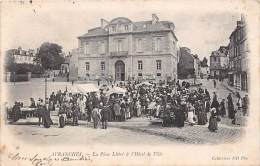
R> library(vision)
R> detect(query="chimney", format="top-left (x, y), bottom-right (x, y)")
top-left (101, 18), bottom-right (109, 29)
top-left (152, 14), bottom-right (159, 24)
top-left (237, 21), bottom-right (242, 27)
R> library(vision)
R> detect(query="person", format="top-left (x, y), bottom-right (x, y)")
top-left (72, 102), bottom-right (80, 126)
top-left (205, 89), bottom-right (210, 101)
top-left (120, 100), bottom-right (126, 121)
top-left (58, 104), bottom-right (66, 128)
top-left (208, 108), bottom-right (218, 132)
top-left (187, 101), bottom-right (195, 126)
top-left (211, 95), bottom-right (219, 115)
top-left (11, 102), bottom-right (21, 122)
top-left (235, 92), bottom-right (242, 125)
top-left (205, 98), bottom-right (211, 113)
top-left (29, 98), bottom-right (36, 108)
top-left (197, 101), bottom-right (207, 125)
top-left (219, 99), bottom-right (226, 117)
top-left (213, 79), bottom-right (216, 88)
top-left (92, 105), bottom-right (101, 129)
top-left (113, 100), bottom-right (121, 121)
top-left (242, 94), bottom-right (249, 116)
top-left (174, 102), bottom-right (185, 127)
top-left (100, 102), bottom-right (109, 129)
top-left (37, 99), bottom-right (45, 126)
top-left (227, 93), bottom-right (236, 124)
top-left (86, 100), bottom-right (93, 122)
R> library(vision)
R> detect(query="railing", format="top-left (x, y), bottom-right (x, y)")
top-left (110, 51), bottom-right (128, 57)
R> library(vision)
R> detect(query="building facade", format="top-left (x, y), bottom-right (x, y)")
top-left (7, 47), bottom-right (36, 64)
top-left (210, 46), bottom-right (229, 79)
top-left (228, 16), bottom-right (249, 91)
top-left (70, 14), bottom-right (178, 82)
top-left (200, 66), bottom-right (210, 78)
top-left (177, 47), bottom-right (200, 79)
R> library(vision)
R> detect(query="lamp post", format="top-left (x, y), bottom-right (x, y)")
top-left (45, 75), bottom-right (47, 106)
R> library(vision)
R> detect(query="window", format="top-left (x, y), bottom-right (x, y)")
top-left (137, 39), bottom-right (143, 52)
top-left (138, 60), bottom-right (143, 70)
top-left (112, 26), bottom-right (116, 32)
top-left (84, 43), bottom-right (90, 55)
top-left (100, 42), bottom-right (105, 54)
top-left (214, 57), bottom-right (216, 61)
top-left (138, 73), bottom-right (143, 77)
top-left (157, 73), bottom-right (161, 77)
top-left (85, 62), bottom-right (90, 71)
top-left (125, 25), bottom-right (129, 31)
top-left (117, 40), bottom-right (123, 52)
top-left (156, 60), bottom-right (162, 70)
top-left (101, 62), bottom-right (105, 71)
top-left (155, 38), bottom-right (161, 52)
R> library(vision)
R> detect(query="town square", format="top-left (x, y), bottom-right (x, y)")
top-left (2, 4), bottom-right (249, 146)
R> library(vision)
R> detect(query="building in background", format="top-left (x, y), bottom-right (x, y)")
top-left (70, 14), bottom-right (178, 82)
top-left (200, 66), bottom-right (210, 78)
top-left (177, 47), bottom-right (200, 79)
top-left (209, 46), bottom-right (229, 79)
top-left (228, 15), bottom-right (249, 91)
top-left (6, 47), bottom-right (36, 64)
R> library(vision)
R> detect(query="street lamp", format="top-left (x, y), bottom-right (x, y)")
top-left (44, 74), bottom-right (47, 106)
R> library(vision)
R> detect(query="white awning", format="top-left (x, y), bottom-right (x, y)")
top-left (76, 84), bottom-right (99, 93)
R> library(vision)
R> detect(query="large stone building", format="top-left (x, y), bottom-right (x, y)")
top-left (228, 15), bottom-right (249, 91)
top-left (177, 47), bottom-right (200, 79)
top-left (70, 14), bottom-right (178, 82)
top-left (6, 47), bottom-right (36, 64)
top-left (210, 46), bottom-right (229, 79)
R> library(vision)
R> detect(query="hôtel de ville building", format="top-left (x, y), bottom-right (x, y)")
top-left (70, 14), bottom-right (179, 82)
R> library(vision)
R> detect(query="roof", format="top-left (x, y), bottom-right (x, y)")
top-left (80, 27), bottom-right (108, 38)
top-left (78, 18), bottom-right (177, 40)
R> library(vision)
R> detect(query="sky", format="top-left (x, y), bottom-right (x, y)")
top-left (1, 0), bottom-right (242, 60)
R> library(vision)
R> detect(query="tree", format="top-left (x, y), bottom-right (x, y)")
top-left (5, 49), bottom-right (16, 72)
top-left (36, 42), bottom-right (65, 70)
top-left (200, 57), bottom-right (208, 67)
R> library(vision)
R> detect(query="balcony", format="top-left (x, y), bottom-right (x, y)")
top-left (110, 51), bottom-right (128, 58)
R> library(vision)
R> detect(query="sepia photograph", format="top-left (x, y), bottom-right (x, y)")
top-left (1, 0), bottom-right (259, 165)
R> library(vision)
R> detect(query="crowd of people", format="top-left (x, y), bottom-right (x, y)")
top-left (9, 79), bottom-right (249, 132)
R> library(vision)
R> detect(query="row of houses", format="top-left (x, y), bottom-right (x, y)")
top-left (177, 47), bottom-right (207, 79)
top-left (210, 15), bottom-right (248, 91)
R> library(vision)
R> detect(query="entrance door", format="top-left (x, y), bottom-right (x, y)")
top-left (115, 60), bottom-right (125, 81)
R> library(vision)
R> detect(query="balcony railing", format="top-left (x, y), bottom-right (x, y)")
top-left (110, 51), bottom-right (128, 57)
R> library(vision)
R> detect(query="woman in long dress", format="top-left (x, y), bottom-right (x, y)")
top-left (197, 101), bottom-right (207, 125)
top-left (208, 108), bottom-right (218, 132)
top-left (187, 102), bottom-right (195, 126)
top-left (136, 101), bottom-right (141, 117)
top-left (227, 93), bottom-right (235, 124)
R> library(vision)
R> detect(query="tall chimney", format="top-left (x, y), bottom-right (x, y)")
top-left (101, 18), bottom-right (109, 29)
top-left (152, 14), bottom-right (159, 24)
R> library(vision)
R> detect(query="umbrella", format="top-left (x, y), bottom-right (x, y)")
top-left (76, 84), bottom-right (99, 93)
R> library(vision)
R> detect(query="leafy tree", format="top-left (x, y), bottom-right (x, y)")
top-left (4, 49), bottom-right (16, 72)
top-left (200, 57), bottom-right (208, 67)
top-left (36, 42), bottom-right (64, 70)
